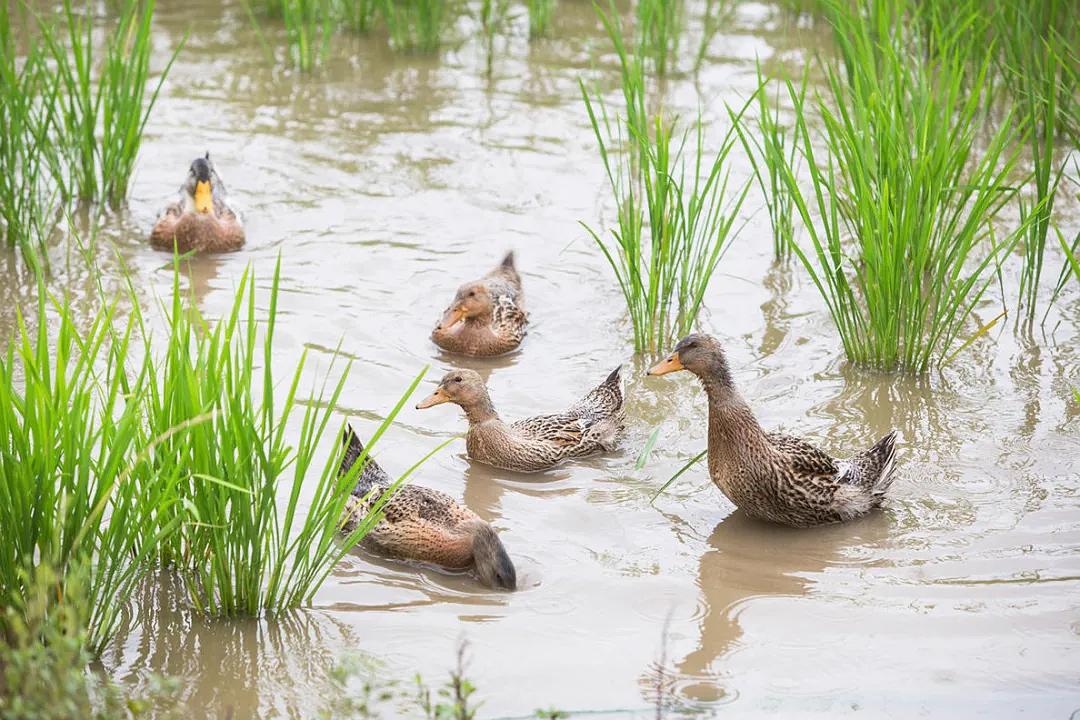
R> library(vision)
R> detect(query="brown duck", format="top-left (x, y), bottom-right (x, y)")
top-left (648, 334), bottom-right (899, 527)
top-left (338, 425), bottom-right (516, 590)
top-left (430, 252), bottom-right (527, 356)
top-left (150, 153), bottom-right (245, 253)
top-left (416, 367), bottom-right (625, 472)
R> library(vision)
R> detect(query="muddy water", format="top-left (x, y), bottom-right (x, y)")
top-left (8, 0), bottom-right (1080, 716)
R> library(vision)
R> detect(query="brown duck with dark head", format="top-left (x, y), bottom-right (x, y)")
top-left (338, 425), bottom-right (516, 591)
top-left (648, 334), bottom-right (899, 527)
top-left (150, 153), bottom-right (245, 253)
top-left (431, 252), bottom-right (527, 356)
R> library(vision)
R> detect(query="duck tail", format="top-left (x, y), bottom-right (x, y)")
top-left (867, 430), bottom-right (900, 500)
top-left (339, 424), bottom-right (392, 496)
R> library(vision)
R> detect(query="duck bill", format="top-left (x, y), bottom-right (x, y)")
top-left (647, 352), bottom-right (684, 376)
top-left (416, 387), bottom-right (450, 409)
top-left (194, 180), bottom-right (213, 214)
top-left (438, 306), bottom-right (466, 330)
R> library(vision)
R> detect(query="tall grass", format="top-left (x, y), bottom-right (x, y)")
top-left (1, 257), bottom-right (439, 651)
top-left (0, 287), bottom-right (167, 652)
top-left (581, 6), bottom-right (748, 354)
top-left (526, 0), bottom-right (553, 38)
top-left (994, 0), bottom-right (1080, 322)
top-left (40, 0), bottom-right (181, 205)
top-left (381, 0), bottom-right (450, 52)
top-left (248, 0), bottom-right (334, 71)
top-left (774, 0), bottom-right (1021, 372)
top-left (636, 0), bottom-right (682, 76)
top-left (733, 63), bottom-right (804, 260)
top-left (0, 4), bottom-right (61, 266)
top-left (136, 259), bottom-right (436, 614)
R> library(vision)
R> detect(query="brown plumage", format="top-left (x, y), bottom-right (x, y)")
top-left (648, 334), bottom-right (899, 527)
top-left (150, 153), bottom-right (245, 253)
top-left (416, 366), bottom-right (625, 472)
top-left (430, 252), bottom-right (527, 356)
top-left (338, 425), bottom-right (515, 590)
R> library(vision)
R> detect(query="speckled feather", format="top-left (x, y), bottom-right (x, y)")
top-left (338, 427), bottom-right (486, 569)
top-left (668, 334), bottom-right (899, 527)
top-left (466, 366), bottom-right (625, 472)
top-left (431, 253), bottom-right (527, 356)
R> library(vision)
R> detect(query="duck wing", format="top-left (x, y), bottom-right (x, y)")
top-left (765, 432), bottom-right (839, 480)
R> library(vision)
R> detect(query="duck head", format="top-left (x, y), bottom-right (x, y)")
top-left (648, 334), bottom-right (733, 387)
top-left (182, 152), bottom-right (222, 216)
top-left (415, 369), bottom-right (488, 410)
top-left (435, 282), bottom-right (492, 331)
top-left (470, 522), bottom-right (516, 591)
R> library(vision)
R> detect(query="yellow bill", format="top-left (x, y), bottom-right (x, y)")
top-left (194, 180), bottom-right (213, 214)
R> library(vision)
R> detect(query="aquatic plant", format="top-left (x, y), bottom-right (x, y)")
top-left (733, 63), bottom-right (804, 260)
top-left (0, 4), bottom-right (61, 265)
top-left (581, 6), bottom-right (748, 354)
top-left (526, 0), bottom-right (553, 38)
top-left (380, 0), bottom-right (449, 52)
top-left (39, 0), bottom-right (181, 205)
top-left (139, 259), bottom-right (439, 615)
top-left (994, 0), bottom-right (1079, 322)
top-left (249, 0), bottom-right (335, 71)
top-left (0, 286), bottom-right (169, 653)
top-left (338, 0), bottom-right (379, 33)
top-left (774, 0), bottom-right (1021, 372)
top-left (636, 0), bottom-right (682, 76)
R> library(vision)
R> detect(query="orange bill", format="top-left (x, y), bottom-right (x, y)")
top-left (194, 180), bottom-right (213, 214)
top-left (416, 387), bottom-right (450, 409)
top-left (647, 352), bottom-right (684, 376)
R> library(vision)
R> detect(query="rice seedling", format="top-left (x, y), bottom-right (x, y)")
top-left (478, 0), bottom-right (510, 74)
top-left (380, 0), bottom-right (450, 52)
top-left (774, 0), bottom-right (1022, 373)
top-left (0, 285), bottom-right (171, 653)
top-left (581, 5), bottom-right (749, 355)
top-left (338, 0), bottom-right (379, 33)
top-left (249, 0), bottom-right (335, 71)
top-left (636, 0), bottom-right (682, 76)
top-left (732, 63), bottom-right (805, 260)
top-left (39, 0), bottom-right (181, 205)
top-left (993, 0), bottom-right (1079, 322)
top-left (137, 259), bottom-right (443, 614)
top-left (0, 5), bottom-right (62, 267)
top-left (525, 0), bottom-right (553, 38)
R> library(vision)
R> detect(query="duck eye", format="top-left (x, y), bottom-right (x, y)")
top-left (453, 376), bottom-right (462, 383)
top-left (467, 290), bottom-right (476, 297)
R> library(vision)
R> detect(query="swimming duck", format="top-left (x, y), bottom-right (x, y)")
top-left (416, 366), bottom-right (625, 472)
top-left (431, 252), bottom-right (527, 356)
top-left (338, 425), bottom-right (516, 591)
top-left (648, 334), bottom-right (899, 527)
top-left (150, 153), bottom-right (245, 253)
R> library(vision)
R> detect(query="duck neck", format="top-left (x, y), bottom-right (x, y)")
top-left (460, 391), bottom-right (498, 424)
top-left (697, 362), bottom-right (764, 455)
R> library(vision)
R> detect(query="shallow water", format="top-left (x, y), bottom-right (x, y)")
top-left (8, 0), bottom-right (1080, 716)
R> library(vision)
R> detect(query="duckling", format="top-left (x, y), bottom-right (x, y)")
top-left (430, 252), bottom-right (527, 356)
top-left (338, 425), bottom-right (516, 591)
top-left (416, 366), bottom-right (625, 472)
top-left (647, 334), bottom-right (899, 527)
top-left (150, 153), bottom-right (245, 253)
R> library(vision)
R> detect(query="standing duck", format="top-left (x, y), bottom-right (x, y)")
top-left (338, 425), bottom-right (516, 590)
top-left (431, 252), bottom-right (527, 356)
top-left (150, 153), bottom-right (245, 253)
top-left (647, 334), bottom-right (899, 527)
top-left (416, 367), bottom-right (625, 472)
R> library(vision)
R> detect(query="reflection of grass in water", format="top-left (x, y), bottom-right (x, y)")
top-left (581, 4), bottom-right (748, 355)
top-left (774, 0), bottom-right (1023, 373)
top-left (636, 0), bottom-right (682, 76)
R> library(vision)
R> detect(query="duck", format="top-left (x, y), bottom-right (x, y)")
top-left (338, 425), bottom-right (516, 591)
top-left (647, 334), bottom-right (899, 527)
top-left (430, 252), bottom-right (527, 356)
top-left (150, 153), bottom-right (245, 253)
top-left (415, 366), bottom-right (625, 472)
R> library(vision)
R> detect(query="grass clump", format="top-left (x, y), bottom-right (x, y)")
top-left (581, 6), bottom-right (748, 355)
top-left (380, 0), bottom-right (450, 52)
top-left (40, 0), bottom-right (181, 205)
top-left (526, 0), bottom-right (554, 38)
top-left (775, 0), bottom-right (1021, 372)
top-left (636, 0), bottom-right (682, 76)
top-left (248, 0), bottom-right (335, 71)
